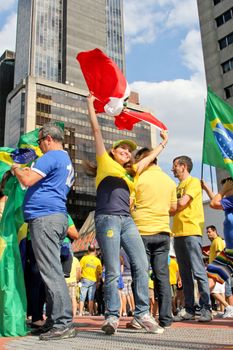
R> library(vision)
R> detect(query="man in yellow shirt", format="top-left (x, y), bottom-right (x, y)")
top-left (79, 245), bottom-right (102, 316)
top-left (131, 148), bottom-right (177, 329)
top-left (207, 225), bottom-right (225, 264)
top-left (172, 156), bottom-right (212, 322)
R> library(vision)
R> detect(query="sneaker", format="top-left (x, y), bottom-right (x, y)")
top-left (39, 326), bottom-right (77, 341)
top-left (198, 308), bottom-right (212, 322)
top-left (222, 306), bottom-right (233, 318)
top-left (135, 314), bottom-right (164, 334)
top-left (126, 318), bottom-right (143, 330)
top-left (31, 321), bottom-right (54, 335)
top-left (173, 311), bottom-right (195, 322)
top-left (101, 317), bottom-right (119, 335)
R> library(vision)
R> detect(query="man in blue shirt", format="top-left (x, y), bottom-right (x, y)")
top-left (12, 123), bottom-right (76, 341)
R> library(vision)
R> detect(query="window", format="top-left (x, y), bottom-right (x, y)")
top-left (221, 58), bottom-right (233, 73)
top-left (219, 32), bottom-right (233, 50)
top-left (216, 8), bottom-right (233, 27)
top-left (225, 84), bottom-right (233, 99)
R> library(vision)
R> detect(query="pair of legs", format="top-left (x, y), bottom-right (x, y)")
top-left (67, 283), bottom-right (78, 319)
top-left (121, 277), bottom-right (135, 316)
top-left (142, 233), bottom-right (172, 327)
top-left (29, 213), bottom-right (73, 329)
top-left (95, 214), bottom-right (149, 319)
top-left (79, 278), bottom-right (96, 315)
top-left (174, 236), bottom-right (211, 314)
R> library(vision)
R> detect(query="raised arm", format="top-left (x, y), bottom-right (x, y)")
top-left (136, 130), bottom-right (168, 175)
top-left (86, 95), bottom-right (106, 156)
top-left (201, 180), bottom-right (215, 200)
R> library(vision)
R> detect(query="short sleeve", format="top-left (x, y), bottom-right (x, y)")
top-left (31, 153), bottom-right (57, 177)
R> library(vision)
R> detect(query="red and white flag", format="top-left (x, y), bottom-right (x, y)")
top-left (77, 48), bottom-right (167, 131)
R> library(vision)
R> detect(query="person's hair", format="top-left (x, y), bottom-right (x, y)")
top-left (206, 225), bottom-right (217, 232)
top-left (82, 148), bottom-right (136, 178)
top-left (40, 122), bottom-right (64, 142)
top-left (221, 177), bottom-right (233, 185)
top-left (88, 244), bottom-right (96, 253)
top-left (134, 147), bottom-right (157, 165)
top-left (173, 155), bottom-right (193, 173)
top-left (0, 171), bottom-right (12, 193)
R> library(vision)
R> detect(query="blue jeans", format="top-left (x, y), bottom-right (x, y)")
top-left (29, 213), bottom-right (73, 328)
top-left (80, 278), bottom-right (97, 301)
top-left (142, 233), bottom-right (172, 327)
top-left (95, 214), bottom-right (149, 318)
top-left (174, 236), bottom-right (211, 314)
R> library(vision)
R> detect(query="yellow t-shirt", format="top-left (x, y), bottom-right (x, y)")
top-left (66, 256), bottom-right (80, 284)
top-left (80, 254), bottom-right (102, 282)
top-left (209, 236), bottom-right (225, 263)
top-left (132, 165), bottom-right (177, 235)
top-left (172, 176), bottom-right (204, 237)
top-left (96, 151), bottom-right (137, 194)
top-left (169, 257), bottom-right (179, 285)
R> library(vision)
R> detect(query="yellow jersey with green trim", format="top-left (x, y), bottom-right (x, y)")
top-left (80, 254), bottom-right (102, 282)
top-left (172, 176), bottom-right (204, 237)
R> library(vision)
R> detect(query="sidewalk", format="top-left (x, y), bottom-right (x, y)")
top-left (1, 316), bottom-right (233, 350)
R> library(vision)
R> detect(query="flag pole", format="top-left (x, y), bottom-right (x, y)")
top-left (209, 165), bottom-right (214, 191)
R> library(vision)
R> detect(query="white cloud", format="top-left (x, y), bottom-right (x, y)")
top-left (179, 29), bottom-right (205, 75)
top-left (165, 0), bottom-right (199, 29)
top-left (0, 0), bottom-right (16, 12)
top-left (124, 1), bottom-right (165, 52)
top-left (0, 13), bottom-right (17, 54)
top-left (130, 73), bottom-right (206, 165)
top-left (124, 0), bottom-right (200, 52)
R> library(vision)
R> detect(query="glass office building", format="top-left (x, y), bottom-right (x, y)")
top-left (6, 0), bottom-right (152, 227)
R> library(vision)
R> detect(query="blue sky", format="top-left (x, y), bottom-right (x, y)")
top-left (0, 0), bottom-right (217, 191)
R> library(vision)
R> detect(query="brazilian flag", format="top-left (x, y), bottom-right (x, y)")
top-left (202, 87), bottom-right (233, 176)
top-left (0, 129), bottom-right (42, 336)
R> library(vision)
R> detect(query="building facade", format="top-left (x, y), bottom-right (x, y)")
top-left (0, 50), bottom-right (15, 146)
top-left (5, 0), bottom-right (152, 227)
top-left (197, 0), bottom-right (233, 188)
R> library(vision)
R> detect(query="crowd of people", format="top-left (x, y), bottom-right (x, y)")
top-left (1, 94), bottom-right (232, 341)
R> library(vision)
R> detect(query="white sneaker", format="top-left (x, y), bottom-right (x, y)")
top-left (135, 314), bottom-right (164, 334)
top-left (222, 306), bottom-right (233, 318)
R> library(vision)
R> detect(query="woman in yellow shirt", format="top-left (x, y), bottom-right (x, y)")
top-left (86, 95), bottom-right (167, 335)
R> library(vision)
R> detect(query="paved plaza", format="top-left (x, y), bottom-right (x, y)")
top-left (1, 316), bottom-right (233, 350)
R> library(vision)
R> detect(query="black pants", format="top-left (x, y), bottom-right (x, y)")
top-left (142, 233), bottom-right (172, 327)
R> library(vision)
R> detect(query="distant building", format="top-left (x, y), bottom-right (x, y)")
top-left (5, 1), bottom-right (153, 227)
top-left (0, 50), bottom-right (15, 146)
top-left (197, 0), bottom-right (233, 188)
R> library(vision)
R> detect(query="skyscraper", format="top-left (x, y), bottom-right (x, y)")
top-left (5, 0), bottom-right (152, 226)
top-left (197, 0), bottom-right (233, 188)
top-left (0, 50), bottom-right (15, 146)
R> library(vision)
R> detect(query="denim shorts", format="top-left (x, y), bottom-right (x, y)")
top-left (80, 278), bottom-right (97, 302)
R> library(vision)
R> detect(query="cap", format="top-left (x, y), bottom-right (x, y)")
top-left (112, 139), bottom-right (137, 151)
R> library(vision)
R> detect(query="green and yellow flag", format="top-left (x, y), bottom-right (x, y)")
top-left (202, 87), bottom-right (233, 176)
top-left (0, 128), bottom-right (41, 336)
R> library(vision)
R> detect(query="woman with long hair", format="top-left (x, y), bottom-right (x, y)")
top-left (86, 95), bottom-right (168, 334)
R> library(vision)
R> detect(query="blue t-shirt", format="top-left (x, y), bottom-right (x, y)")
top-left (23, 150), bottom-right (74, 221)
top-left (221, 195), bottom-right (233, 249)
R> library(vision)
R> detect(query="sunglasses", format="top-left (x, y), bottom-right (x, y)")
top-left (37, 136), bottom-right (47, 145)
